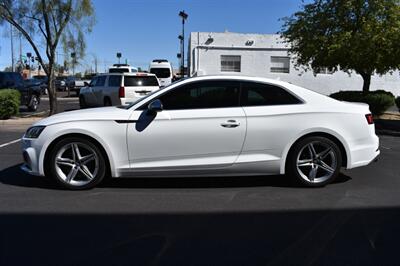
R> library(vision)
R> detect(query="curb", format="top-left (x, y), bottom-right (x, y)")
top-left (376, 130), bottom-right (400, 137)
top-left (41, 97), bottom-right (79, 101)
top-left (0, 117), bottom-right (42, 126)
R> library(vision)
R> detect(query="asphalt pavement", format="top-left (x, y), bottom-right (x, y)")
top-left (0, 119), bottom-right (399, 265)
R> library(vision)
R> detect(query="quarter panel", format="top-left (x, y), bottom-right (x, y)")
top-left (241, 105), bottom-right (369, 174)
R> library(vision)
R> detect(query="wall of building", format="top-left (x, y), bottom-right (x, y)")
top-left (189, 32), bottom-right (400, 96)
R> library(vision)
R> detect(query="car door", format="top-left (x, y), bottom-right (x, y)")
top-left (84, 77), bottom-right (98, 106)
top-left (107, 75), bottom-right (122, 105)
top-left (126, 80), bottom-right (247, 171)
top-left (93, 75), bottom-right (107, 105)
top-left (239, 81), bottom-right (303, 164)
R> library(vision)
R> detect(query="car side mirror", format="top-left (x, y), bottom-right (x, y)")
top-left (84, 81), bottom-right (89, 87)
top-left (147, 99), bottom-right (163, 113)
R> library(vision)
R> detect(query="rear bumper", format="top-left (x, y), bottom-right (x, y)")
top-left (347, 135), bottom-right (380, 169)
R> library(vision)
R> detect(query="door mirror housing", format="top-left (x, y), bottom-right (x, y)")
top-left (148, 99), bottom-right (163, 113)
top-left (84, 81), bottom-right (90, 87)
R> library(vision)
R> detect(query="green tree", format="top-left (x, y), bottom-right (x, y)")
top-left (281, 0), bottom-right (400, 92)
top-left (0, 0), bottom-right (95, 114)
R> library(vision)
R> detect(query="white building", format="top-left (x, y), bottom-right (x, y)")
top-left (188, 31), bottom-right (400, 96)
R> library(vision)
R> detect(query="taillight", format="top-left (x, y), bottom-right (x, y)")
top-left (119, 86), bottom-right (125, 98)
top-left (365, 114), bottom-right (374, 124)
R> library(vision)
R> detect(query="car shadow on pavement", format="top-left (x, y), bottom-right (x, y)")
top-left (0, 207), bottom-right (399, 265)
top-left (0, 164), bottom-right (351, 190)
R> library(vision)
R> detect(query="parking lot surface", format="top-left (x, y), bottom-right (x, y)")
top-left (0, 117), bottom-right (399, 265)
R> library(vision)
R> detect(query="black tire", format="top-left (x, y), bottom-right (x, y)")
top-left (104, 97), bottom-right (112, 106)
top-left (286, 136), bottom-right (342, 187)
top-left (79, 95), bottom-right (87, 109)
top-left (28, 95), bottom-right (40, 112)
top-left (47, 137), bottom-right (106, 190)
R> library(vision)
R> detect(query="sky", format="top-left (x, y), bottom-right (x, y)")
top-left (0, 0), bottom-right (307, 73)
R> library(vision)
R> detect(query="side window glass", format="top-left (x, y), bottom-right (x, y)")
top-left (241, 82), bottom-right (301, 106)
top-left (108, 76), bottom-right (121, 87)
top-left (90, 77), bottom-right (98, 87)
top-left (159, 80), bottom-right (240, 110)
top-left (96, 76), bottom-right (106, 87)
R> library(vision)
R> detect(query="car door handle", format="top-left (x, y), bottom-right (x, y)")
top-left (221, 120), bottom-right (240, 128)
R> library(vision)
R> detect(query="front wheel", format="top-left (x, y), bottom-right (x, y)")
top-left (48, 137), bottom-right (106, 190)
top-left (286, 136), bottom-right (342, 187)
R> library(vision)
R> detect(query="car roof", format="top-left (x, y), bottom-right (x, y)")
top-left (98, 72), bottom-right (157, 77)
top-left (173, 75), bottom-right (339, 105)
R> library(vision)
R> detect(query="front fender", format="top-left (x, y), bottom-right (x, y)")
top-left (38, 125), bottom-right (117, 177)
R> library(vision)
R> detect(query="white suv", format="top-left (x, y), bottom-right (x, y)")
top-left (79, 73), bottom-right (159, 108)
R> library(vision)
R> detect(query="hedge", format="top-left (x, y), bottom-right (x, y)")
top-left (0, 89), bottom-right (20, 119)
top-left (396, 96), bottom-right (400, 111)
top-left (330, 90), bottom-right (395, 116)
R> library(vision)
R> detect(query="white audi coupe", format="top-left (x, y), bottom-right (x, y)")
top-left (21, 76), bottom-right (379, 189)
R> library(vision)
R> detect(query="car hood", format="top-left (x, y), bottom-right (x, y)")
top-left (34, 107), bottom-right (132, 126)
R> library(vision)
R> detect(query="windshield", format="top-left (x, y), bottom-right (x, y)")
top-left (124, 76), bottom-right (159, 86)
top-left (109, 68), bottom-right (130, 73)
top-left (150, 68), bottom-right (171, 78)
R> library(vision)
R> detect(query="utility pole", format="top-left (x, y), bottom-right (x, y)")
top-left (10, 24), bottom-right (14, 72)
top-left (19, 33), bottom-right (22, 72)
top-left (178, 11), bottom-right (188, 77)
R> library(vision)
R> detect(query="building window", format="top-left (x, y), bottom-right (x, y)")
top-left (270, 56), bottom-right (290, 73)
top-left (315, 67), bottom-right (334, 75)
top-left (221, 55), bottom-right (241, 72)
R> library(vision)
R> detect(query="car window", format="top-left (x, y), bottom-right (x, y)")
top-left (89, 77), bottom-right (98, 87)
top-left (150, 68), bottom-right (171, 78)
top-left (109, 68), bottom-right (129, 73)
top-left (96, 76), bottom-right (106, 87)
top-left (108, 75), bottom-right (121, 87)
top-left (124, 76), bottom-right (159, 87)
top-left (241, 82), bottom-right (301, 106)
top-left (157, 80), bottom-right (240, 110)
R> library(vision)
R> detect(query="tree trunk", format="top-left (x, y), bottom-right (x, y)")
top-left (360, 72), bottom-right (371, 93)
top-left (47, 67), bottom-right (58, 115)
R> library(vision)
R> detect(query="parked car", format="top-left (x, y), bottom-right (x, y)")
top-left (79, 72), bottom-right (159, 108)
top-left (66, 76), bottom-right (91, 95)
top-left (149, 59), bottom-right (173, 87)
top-left (108, 64), bottom-right (138, 73)
top-left (54, 76), bottom-right (67, 91)
top-left (0, 72), bottom-right (41, 111)
top-left (21, 75), bottom-right (380, 190)
top-left (32, 75), bottom-right (48, 95)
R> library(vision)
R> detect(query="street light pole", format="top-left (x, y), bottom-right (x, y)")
top-left (179, 10), bottom-right (188, 77)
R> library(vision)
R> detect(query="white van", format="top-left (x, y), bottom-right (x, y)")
top-left (109, 64), bottom-right (138, 73)
top-left (149, 59), bottom-right (173, 87)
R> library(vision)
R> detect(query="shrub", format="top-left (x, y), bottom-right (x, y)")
top-left (395, 96), bottom-right (400, 111)
top-left (0, 89), bottom-right (20, 119)
top-left (330, 90), bottom-right (395, 116)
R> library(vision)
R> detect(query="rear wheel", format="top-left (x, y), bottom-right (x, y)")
top-left (104, 97), bottom-right (112, 106)
top-left (48, 137), bottom-right (106, 190)
top-left (287, 136), bottom-right (342, 187)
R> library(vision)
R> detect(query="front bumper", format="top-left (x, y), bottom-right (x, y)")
top-left (21, 138), bottom-right (42, 176)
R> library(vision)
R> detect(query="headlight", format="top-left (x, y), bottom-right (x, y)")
top-left (24, 126), bottom-right (46, 139)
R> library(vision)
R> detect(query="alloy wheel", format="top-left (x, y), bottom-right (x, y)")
top-left (296, 141), bottom-right (337, 184)
top-left (54, 142), bottom-right (99, 187)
